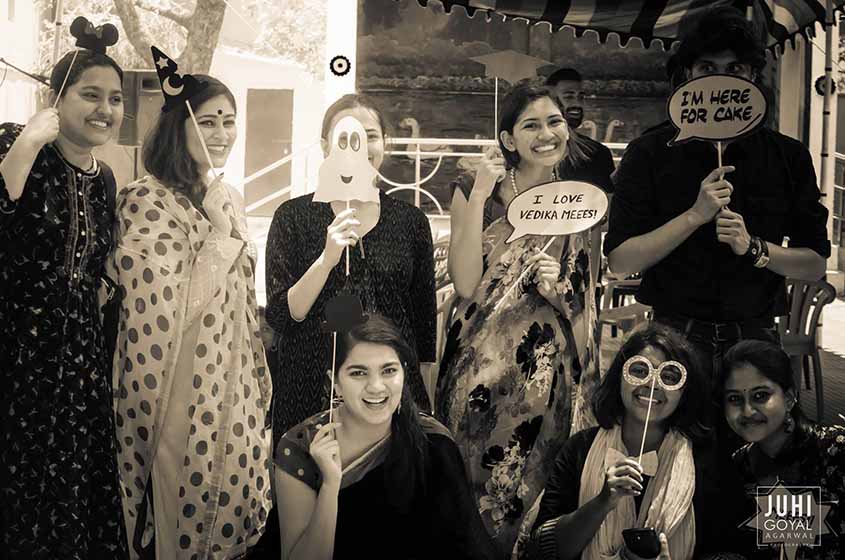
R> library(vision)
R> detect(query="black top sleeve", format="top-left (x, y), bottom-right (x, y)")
top-left (0, 123), bottom-right (25, 230)
top-left (603, 141), bottom-right (659, 257)
top-left (427, 433), bottom-right (497, 559)
top-left (449, 172), bottom-right (503, 231)
top-left (410, 207), bottom-right (437, 363)
top-left (533, 427), bottom-right (598, 531)
top-left (783, 139), bottom-right (831, 257)
top-left (264, 199), bottom-right (301, 334)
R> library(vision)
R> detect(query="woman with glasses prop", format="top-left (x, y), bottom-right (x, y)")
top-left (527, 324), bottom-right (723, 560)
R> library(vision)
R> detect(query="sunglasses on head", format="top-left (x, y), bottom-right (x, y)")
top-left (622, 355), bottom-right (687, 391)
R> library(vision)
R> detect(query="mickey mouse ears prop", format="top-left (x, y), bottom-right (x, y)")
top-left (322, 291), bottom-right (369, 334)
top-left (70, 16), bottom-right (118, 54)
top-left (150, 46), bottom-right (209, 113)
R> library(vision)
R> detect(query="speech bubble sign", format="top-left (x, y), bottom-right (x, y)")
top-left (505, 181), bottom-right (608, 244)
top-left (667, 74), bottom-right (767, 145)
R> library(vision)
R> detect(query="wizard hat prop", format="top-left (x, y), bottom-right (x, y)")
top-left (70, 16), bottom-right (118, 54)
top-left (150, 46), bottom-right (208, 113)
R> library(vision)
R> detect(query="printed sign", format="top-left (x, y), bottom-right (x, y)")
top-left (667, 74), bottom-right (767, 145)
top-left (505, 181), bottom-right (608, 244)
top-left (744, 483), bottom-right (835, 560)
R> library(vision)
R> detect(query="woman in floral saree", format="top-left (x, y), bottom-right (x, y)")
top-left (435, 81), bottom-right (600, 556)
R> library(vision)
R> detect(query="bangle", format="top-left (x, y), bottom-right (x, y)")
top-left (754, 238), bottom-right (770, 268)
top-left (746, 236), bottom-right (770, 268)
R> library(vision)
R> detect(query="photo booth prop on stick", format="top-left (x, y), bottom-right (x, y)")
top-left (150, 46), bottom-right (244, 246)
top-left (315, 114), bottom-right (381, 423)
top-left (470, 50), bottom-right (550, 136)
top-left (54, 16), bottom-right (119, 106)
top-left (667, 74), bottom-right (768, 180)
top-left (494, 180), bottom-right (608, 311)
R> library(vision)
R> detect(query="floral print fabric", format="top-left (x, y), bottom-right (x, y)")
top-left (435, 208), bottom-right (599, 557)
top-left (0, 123), bottom-right (127, 558)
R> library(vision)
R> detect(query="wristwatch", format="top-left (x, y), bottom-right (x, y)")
top-left (747, 236), bottom-right (770, 268)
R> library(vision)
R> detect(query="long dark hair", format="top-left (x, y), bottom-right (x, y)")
top-left (592, 324), bottom-right (710, 443)
top-left (142, 75), bottom-right (236, 206)
top-left (498, 80), bottom-right (589, 170)
top-left (720, 340), bottom-right (811, 430)
top-left (335, 314), bottom-right (429, 508)
top-left (50, 49), bottom-right (124, 98)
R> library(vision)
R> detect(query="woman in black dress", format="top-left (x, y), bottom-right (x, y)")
top-left (0, 49), bottom-right (127, 557)
top-left (265, 94), bottom-right (436, 438)
top-left (273, 315), bottom-right (495, 559)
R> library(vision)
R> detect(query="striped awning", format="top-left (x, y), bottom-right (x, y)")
top-left (415, 1), bottom-right (845, 52)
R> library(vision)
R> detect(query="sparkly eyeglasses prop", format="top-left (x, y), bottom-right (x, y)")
top-left (623, 355), bottom-right (687, 392)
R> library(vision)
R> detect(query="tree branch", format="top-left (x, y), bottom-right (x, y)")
top-left (136, 0), bottom-right (192, 28)
top-left (111, 0), bottom-right (157, 67)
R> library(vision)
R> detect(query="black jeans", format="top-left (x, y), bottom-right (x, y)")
top-left (652, 311), bottom-right (781, 449)
top-left (651, 311), bottom-right (781, 382)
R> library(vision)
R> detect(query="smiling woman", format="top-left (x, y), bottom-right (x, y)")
top-left (715, 340), bottom-right (845, 559)
top-left (264, 93), bottom-right (437, 439)
top-left (0, 46), bottom-right (128, 558)
top-left (110, 74), bottom-right (273, 559)
top-left (273, 314), bottom-right (495, 559)
top-left (528, 324), bottom-right (721, 560)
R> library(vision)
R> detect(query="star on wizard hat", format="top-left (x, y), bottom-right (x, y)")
top-left (150, 45), bottom-right (208, 113)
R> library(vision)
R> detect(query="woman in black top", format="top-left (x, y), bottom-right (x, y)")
top-left (529, 324), bottom-right (724, 560)
top-left (265, 94), bottom-right (436, 438)
top-left (0, 48), bottom-right (127, 558)
top-left (717, 340), bottom-right (844, 559)
top-left (273, 314), bottom-right (495, 559)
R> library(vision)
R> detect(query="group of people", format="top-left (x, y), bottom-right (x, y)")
top-left (1, 6), bottom-right (843, 560)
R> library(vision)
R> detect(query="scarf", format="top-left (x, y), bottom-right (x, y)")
top-left (579, 425), bottom-right (696, 560)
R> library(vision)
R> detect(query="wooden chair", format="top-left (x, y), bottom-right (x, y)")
top-left (777, 278), bottom-right (836, 422)
top-left (598, 279), bottom-right (650, 345)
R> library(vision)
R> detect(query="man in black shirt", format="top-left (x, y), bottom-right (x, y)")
top-left (546, 68), bottom-right (615, 194)
top-left (604, 7), bottom-right (830, 380)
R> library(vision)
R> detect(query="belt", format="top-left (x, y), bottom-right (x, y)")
top-left (652, 310), bottom-right (774, 342)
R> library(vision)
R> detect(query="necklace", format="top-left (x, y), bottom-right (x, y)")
top-left (509, 167), bottom-right (558, 197)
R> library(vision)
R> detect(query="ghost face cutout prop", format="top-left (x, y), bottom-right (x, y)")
top-left (314, 116), bottom-right (380, 203)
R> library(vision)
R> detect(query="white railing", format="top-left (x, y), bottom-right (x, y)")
top-left (242, 136), bottom-right (628, 219)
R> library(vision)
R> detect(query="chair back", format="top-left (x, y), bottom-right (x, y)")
top-left (778, 278), bottom-right (836, 341)
top-left (435, 284), bottom-right (458, 363)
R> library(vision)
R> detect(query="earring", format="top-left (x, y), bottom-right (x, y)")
top-left (395, 400), bottom-right (402, 415)
top-left (784, 413), bottom-right (795, 433)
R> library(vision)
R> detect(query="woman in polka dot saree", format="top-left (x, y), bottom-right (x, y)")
top-left (111, 77), bottom-right (272, 559)
top-left (0, 52), bottom-right (128, 558)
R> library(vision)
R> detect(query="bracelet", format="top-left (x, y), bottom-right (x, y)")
top-left (746, 236), bottom-right (770, 268)
top-left (754, 237), bottom-right (770, 268)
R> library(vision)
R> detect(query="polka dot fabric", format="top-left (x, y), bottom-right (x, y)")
top-left (111, 176), bottom-right (272, 559)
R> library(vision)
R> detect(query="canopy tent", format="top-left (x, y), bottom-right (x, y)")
top-left (413, 0), bottom-right (842, 229)
top-left (412, 0), bottom-right (844, 52)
